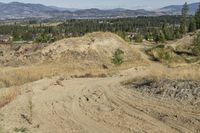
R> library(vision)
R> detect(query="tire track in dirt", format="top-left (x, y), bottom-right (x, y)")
top-left (0, 67), bottom-right (200, 133)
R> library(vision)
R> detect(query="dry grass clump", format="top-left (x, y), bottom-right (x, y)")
top-left (122, 64), bottom-right (200, 86)
top-left (0, 32), bottom-right (147, 88)
top-left (0, 87), bottom-right (20, 108)
top-left (0, 55), bottom-right (145, 89)
top-left (0, 63), bottom-right (108, 88)
top-left (0, 65), bottom-right (53, 88)
top-left (149, 64), bottom-right (200, 81)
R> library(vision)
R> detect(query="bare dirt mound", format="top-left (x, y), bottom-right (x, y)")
top-left (0, 32), bottom-right (146, 88)
top-left (41, 32), bottom-right (145, 68)
top-left (0, 32), bottom-right (145, 68)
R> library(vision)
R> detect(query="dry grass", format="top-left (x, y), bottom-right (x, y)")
top-left (0, 63), bottom-right (142, 88)
top-left (122, 64), bottom-right (200, 86)
top-left (0, 53), bottom-right (145, 89)
top-left (149, 64), bottom-right (200, 81)
top-left (0, 32), bottom-right (147, 88)
top-left (0, 87), bottom-right (20, 108)
top-left (0, 63), bottom-right (109, 88)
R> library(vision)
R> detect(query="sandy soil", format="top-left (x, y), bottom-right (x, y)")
top-left (0, 65), bottom-right (199, 133)
top-left (0, 32), bottom-right (200, 133)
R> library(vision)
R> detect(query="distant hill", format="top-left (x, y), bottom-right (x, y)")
top-left (49, 6), bottom-right (78, 12)
top-left (69, 8), bottom-right (161, 18)
top-left (1, 2), bottom-right (199, 20)
top-left (0, 2), bottom-right (59, 19)
top-left (158, 2), bottom-right (199, 15)
top-left (0, 2), bottom-right (164, 20)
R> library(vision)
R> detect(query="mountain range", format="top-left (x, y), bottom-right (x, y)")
top-left (158, 2), bottom-right (199, 15)
top-left (0, 2), bottom-right (199, 20)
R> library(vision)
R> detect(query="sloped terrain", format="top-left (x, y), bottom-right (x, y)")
top-left (146, 33), bottom-right (200, 65)
top-left (0, 32), bottom-right (200, 133)
top-left (0, 32), bottom-right (144, 67)
top-left (41, 32), bottom-right (144, 67)
top-left (0, 32), bottom-right (145, 88)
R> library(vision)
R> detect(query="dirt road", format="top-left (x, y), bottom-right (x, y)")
top-left (0, 66), bottom-right (200, 133)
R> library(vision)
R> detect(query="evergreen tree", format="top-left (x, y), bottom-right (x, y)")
top-left (162, 24), bottom-right (174, 40)
top-left (153, 30), bottom-right (165, 43)
top-left (188, 18), bottom-right (197, 32)
top-left (180, 2), bottom-right (189, 34)
top-left (12, 31), bottom-right (21, 41)
top-left (192, 32), bottom-right (200, 55)
top-left (174, 28), bottom-right (182, 39)
top-left (195, 3), bottom-right (200, 29)
top-left (145, 32), bottom-right (153, 41)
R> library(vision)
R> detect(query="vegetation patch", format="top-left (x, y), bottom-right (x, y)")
top-left (146, 40), bottom-right (200, 64)
top-left (146, 45), bottom-right (178, 64)
top-left (134, 34), bottom-right (143, 43)
top-left (111, 48), bottom-right (124, 65)
top-left (192, 32), bottom-right (200, 56)
top-left (14, 127), bottom-right (28, 133)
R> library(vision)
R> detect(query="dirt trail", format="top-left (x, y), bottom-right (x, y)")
top-left (0, 65), bottom-right (199, 133)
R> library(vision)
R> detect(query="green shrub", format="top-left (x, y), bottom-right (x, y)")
top-left (35, 33), bottom-right (50, 43)
top-left (14, 127), bottom-right (28, 132)
top-left (134, 34), bottom-right (143, 43)
top-left (153, 30), bottom-right (166, 43)
top-left (156, 48), bottom-right (174, 63)
top-left (111, 48), bottom-right (124, 65)
top-left (145, 32), bottom-right (153, 41)
top-left (163, 26), bottom-right (175, 40)
top-left (146, 45), bottom-right (175, 64)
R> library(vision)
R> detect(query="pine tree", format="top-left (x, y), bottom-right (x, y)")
top-left (195, 3), bottom-right (200, 29)
top-left (145, 32), bottom-right (153, 41)
top-left (153, 30), bottom-right (165, 43)
top-left (174, 28), bottom-right (182, 39)
top-left (180, 2), bottom-right (189, 34)
top-left (192, 32), bottom-right (200, 55)
top-left (162, 24), bottom-right (174, 40)
top-left (188, 18), bottom-right (197, 32)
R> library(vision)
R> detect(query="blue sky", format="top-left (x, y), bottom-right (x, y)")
top-left (0, 0), bottom-right (199, 9)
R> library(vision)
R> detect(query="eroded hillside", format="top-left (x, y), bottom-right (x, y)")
top-left (0, 32), bottom-right (146, 88)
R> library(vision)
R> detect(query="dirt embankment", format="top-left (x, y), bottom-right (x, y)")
top-left (0, 32), bottom-right (145, 67)
top-left (0, 32), bottom-right (146, 88)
